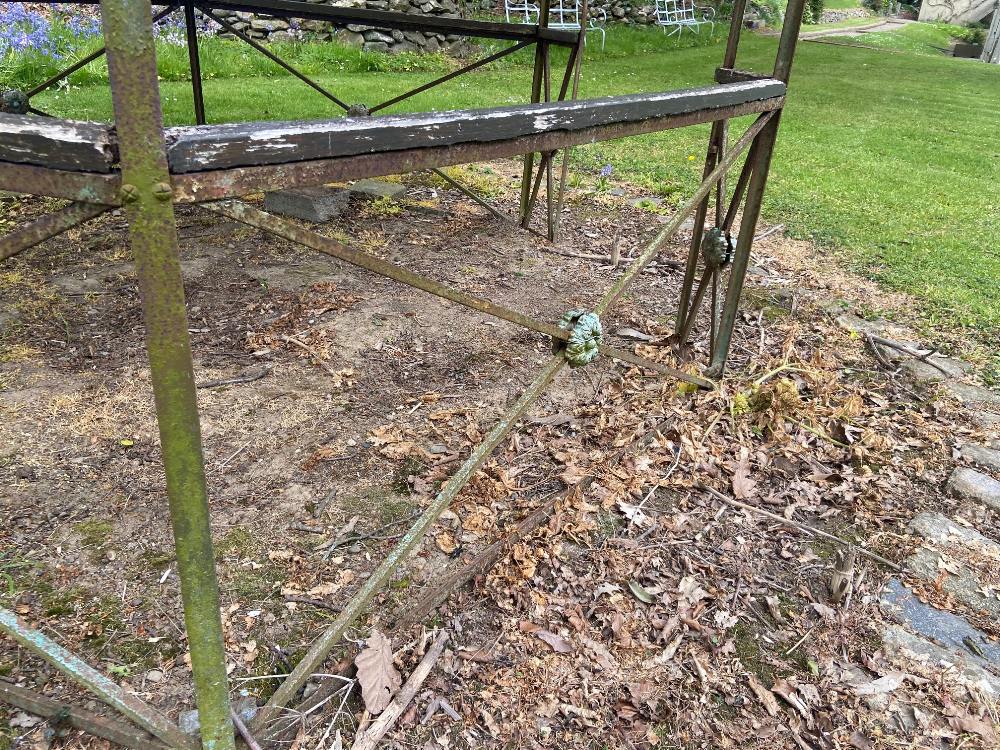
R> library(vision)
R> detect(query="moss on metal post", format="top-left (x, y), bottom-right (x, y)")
top-left (98, 1), bottom-right (234, 748)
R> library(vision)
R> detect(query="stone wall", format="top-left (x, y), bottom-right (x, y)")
top-left (213, 0), bottom-right (672, 54)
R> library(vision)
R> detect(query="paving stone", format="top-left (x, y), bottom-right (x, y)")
top-left (900, 355), bottom-right (970, 383)
top-left (908, 512), bottom-right (1000, 560)
top-left (906, 547), bottom-right (1000, 619)
top-left (881, 579), bottom-right (1000, 665)
top-left (263, 185), bottom-right (350, 222)
top-left (882, 624), bottom-right (1000, 694)
top-left (944, 381), bottom-right (1000, 407)
top-left (946, 467), bottom-right (1000, 510)
top-left (349, 179), bottom-right (407, 200)
top-left (835, 313), bottom-right (909, 339)
top-left (179, 695), bottom-right (257, 735)
top-left (971, 412), bottom-right (1000, 432)
top-left (961, 444), bottom-right (1000, 473)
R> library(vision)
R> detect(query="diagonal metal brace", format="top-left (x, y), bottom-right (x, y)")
top-left (199, 199), bottom-right (713, 389)
top-left (0, 607), bottom-right (198, 750)
top-left (2, 202), bottom-right (112, 262)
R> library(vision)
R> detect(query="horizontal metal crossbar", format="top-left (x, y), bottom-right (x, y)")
top-left (168, 94), bottom-right (783, 202)
top-left (201, 199), bottom-right (713, 388)
top-left (7, 0), bottom-right (579, 44)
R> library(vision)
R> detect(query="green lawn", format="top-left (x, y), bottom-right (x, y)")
top-left (20, 25), bottom-right (1000, 370)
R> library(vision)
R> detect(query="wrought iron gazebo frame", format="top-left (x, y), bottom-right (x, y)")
top-left (0, 0), bottom-right (806, 746)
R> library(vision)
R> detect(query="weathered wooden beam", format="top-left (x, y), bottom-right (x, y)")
top-left (166, 80), bottom-right (786, 174)
top-left (170, 88), bottom-right (783, 201)
top-left (0, 679), bottom-right (170, 750)
top-left (0, 114), bottom-right (117, 173)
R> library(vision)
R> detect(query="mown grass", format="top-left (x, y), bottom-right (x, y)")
top-left (16, 23), bottom-right (1000, 372)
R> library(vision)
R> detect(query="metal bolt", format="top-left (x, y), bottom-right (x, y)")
top-left (152, 182), bottom-right (173, 202)
top-left (119, 184), bottom-right (140, 204)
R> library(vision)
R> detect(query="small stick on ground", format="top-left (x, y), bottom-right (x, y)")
top-left (230, 707), bottom-right (264, 750)
top-left (282, 335), bottom-right (340, 377)
top-left (698, 484), bottom-right (901, 571)
top-left (866, 334), bottom-right (951, 377)
top-left (350, 631), bottom-right (449, 750)
top-left (196, 365), bottom-right (272, 389)
top-left (864, 333), bottom-right (895, 370)
top-left (753, 224), bottom-right (784, 242)
top-left (283, 596), bottom-right (341, 613)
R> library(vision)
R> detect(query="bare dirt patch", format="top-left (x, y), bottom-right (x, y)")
top-left (1, 164), bottom-right (996, 749)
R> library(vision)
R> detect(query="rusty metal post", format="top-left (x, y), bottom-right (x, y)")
top-left (184, 0), bottom-right (207, 124)
top-left (519, 0), bottom-right (551, 223)
top-left (99, 1), bottom-right (235, 748)
top-left (708, 0), bottom-right (806, 376)
top-left (675, 0), bottom-right (748, 338)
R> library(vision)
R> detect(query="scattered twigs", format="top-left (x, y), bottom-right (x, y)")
top-left (753, 223), bottom-right (784, 242)
top-left (697, 485), bottom-right (902, 571)
top-left (350, 631), bottom-right (450, 750)
top-left (829, 546), bottom-right (856, 605)
top-left (281, 335), bottom-right (340, 377)
top-left (864, 334), bottom-right (951, 377)
top-left (396, 415), bottom-right (675, 630)
top-left (393, 487), bottom-right (569, 631)
top-left (196, 365), bottom-right (272, 389)
top-left (230, 707), bottom-right (264, 750)
top-left (863, 333), bottom-right (895, 370)
top-left (283, 596), bottom-right (341, 613)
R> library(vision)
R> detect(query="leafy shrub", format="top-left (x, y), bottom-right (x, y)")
top-left (751, 0), bottom-right (783, 26)
top-left (808, 0), bottom-right (825, 23)
top-left (954, 24), bottom-right (986, 46)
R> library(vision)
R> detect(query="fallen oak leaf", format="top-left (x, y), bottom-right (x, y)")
top-left (354, 629), bottom-right (401, 715)
top-left (533, 629), bottom-right (573, 653)
top-left (747, 674), bottom-right (780, 717)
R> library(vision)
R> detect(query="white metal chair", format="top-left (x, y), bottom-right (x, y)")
top-left (504, 0), bottom-right (607, 50)
top-left (654, 0), bottom-right (716, 37)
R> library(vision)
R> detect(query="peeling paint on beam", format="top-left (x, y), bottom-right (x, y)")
top-left (0, 113), bottom-right (116, 172)
top-left (165, 80), bottom-right (786, 174)
top-left (170, 99), bottom-right (785, 203)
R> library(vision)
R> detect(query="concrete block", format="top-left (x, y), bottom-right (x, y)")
top-left (263, 186), bottom-right (349, 223)
top-left (350, 179), bottom-right (407, 200)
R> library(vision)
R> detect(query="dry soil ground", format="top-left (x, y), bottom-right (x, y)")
top-left (1, 163), bottom-right (998, 749)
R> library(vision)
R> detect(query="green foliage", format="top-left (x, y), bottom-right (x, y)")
top-left (954, 23), bottom-right (986, 46)
top-left (808, 0), bottom-right (826, 24)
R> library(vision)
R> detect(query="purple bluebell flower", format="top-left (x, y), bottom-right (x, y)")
top-left (599, 164), bottom-right (613, 178)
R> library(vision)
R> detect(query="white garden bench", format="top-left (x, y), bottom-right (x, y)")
top-left (505, 0), bottom-right (607, 49)
top-left (655, 0), bottom-right (716, 37)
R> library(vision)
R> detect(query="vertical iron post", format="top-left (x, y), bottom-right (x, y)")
top-left (675, 0), bottom-right (748, 339)
top-left (708, 0), bottom-right (806, 376)
top-left (185, 0), bottom-right (207, 124)
top-left (99, 1), bottom-right (234, 748)
top-left (519, 0), bottom-right (552, 223)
